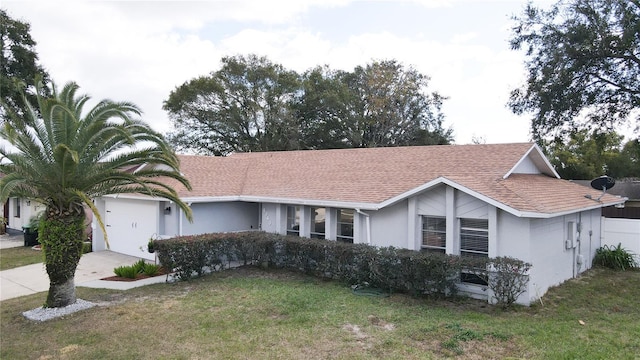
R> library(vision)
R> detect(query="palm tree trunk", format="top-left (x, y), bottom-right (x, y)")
top-left (41, 205), bottom-right (85, 308)
top-left (45, 276), bottom-right (77, 308)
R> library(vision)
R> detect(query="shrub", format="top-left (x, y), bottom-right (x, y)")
top-left (594, 243), bottom-right (638, 270)
top-left (142, 263), bottom-right (163, 276)
top-left (153, 231), bottom-right (532, 305)
top-left (132, 259), bottom-right (147, 274)
top-left (489, 257), bottom-right (531, 309)
top-left (114, 265), bottom-right (138, 279)
top-left (113, 259), bottom-right (163, 278)
top-left (154, 232), bottom-right (471, 298)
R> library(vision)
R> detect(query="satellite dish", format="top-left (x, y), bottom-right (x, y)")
top-left (587, 176), bottom-right (615, 202)
top-left (590, 176), bottom-right (615, 191)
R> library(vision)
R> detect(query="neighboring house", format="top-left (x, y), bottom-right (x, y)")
top-left (5, 197), bottom-right (43, 231)
top-left (93, 143), bottom-right (625, 305)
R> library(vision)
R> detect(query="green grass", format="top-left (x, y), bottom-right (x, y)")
top-left (0, 246), bottom-right (44, 270)
top-left (1, 266), bottom-right (639, 359)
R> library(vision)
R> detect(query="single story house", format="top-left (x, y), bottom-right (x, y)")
top-left (94, 143), bottom-right (624, 305)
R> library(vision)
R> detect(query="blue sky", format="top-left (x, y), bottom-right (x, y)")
top-left (3, 0), bottom-right (563, 145)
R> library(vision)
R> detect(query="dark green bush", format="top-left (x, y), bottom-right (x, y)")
top-left (594, 243), bottom-right (638, 270)
top-left (153, 231), bottom-right (530, 303)
top-left (153, 232), bottom-right (468, 297)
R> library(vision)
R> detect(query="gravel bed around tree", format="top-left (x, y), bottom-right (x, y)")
top-left (22, 299), bottom-right (96, 322)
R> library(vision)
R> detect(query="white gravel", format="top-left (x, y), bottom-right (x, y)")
top-left (22, 299), bottom-right (97, 322)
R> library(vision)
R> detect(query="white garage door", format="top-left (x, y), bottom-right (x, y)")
top-left (105, 199), bottom-right (158, 260)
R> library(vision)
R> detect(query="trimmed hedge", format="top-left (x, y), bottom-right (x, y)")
top-left (153, 231), bottom-right (529, 303)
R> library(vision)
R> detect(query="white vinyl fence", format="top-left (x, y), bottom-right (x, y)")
top-left (601, 217), bottom-right (640, 264)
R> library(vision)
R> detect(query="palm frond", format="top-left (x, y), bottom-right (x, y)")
top-left (0, 79), bottom-right (193, 231)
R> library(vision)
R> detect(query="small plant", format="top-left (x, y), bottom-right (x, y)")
top-left (594, 243), bottom-right (638, 270)
top-left (132, 259), bottom-right (147, 274)
top-left (143, 263), bottom-right (162, 276)
top-left (441, 323), bottom-right (485, 355)
top-left (147, 238), bottom-right (155, 253)
top-left (113, 259), bottom-right (163, 279)
top-left (114, 265), bottom-right (138, 279)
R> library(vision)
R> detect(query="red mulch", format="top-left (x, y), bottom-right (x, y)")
top-left (100, 270), bottom-right (167, 282)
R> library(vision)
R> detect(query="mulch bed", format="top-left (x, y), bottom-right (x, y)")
top-left (101, 270), bottom-right (168, 282)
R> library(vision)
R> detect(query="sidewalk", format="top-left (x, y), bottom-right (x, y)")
top-left (0, 246), bottom-right (168, 301)
top-left (0, 229), bottom-right (24, 249)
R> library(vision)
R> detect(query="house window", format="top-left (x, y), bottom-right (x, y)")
top-left (337, 209), bottom-right (354, 243)
top-left (310, 207), bottom-right (325, 239)
top-left (422, 216), bottom-right (446, 253)
top-left (286, 206), bottom-right (300, 236)
top-left (14, 198), bottom-right (20, 218)
top-left (460, 218), bottom-right (489, 285)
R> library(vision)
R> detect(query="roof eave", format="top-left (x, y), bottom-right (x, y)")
top-left (519, 197), bottom-right (628, 218)
top-left (378, 177), bottom-right (628, 218)
top-left (181, 195), bottom-right (380, 211)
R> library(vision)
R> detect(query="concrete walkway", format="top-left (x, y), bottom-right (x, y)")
top-left (1, 232), bottom-right (169, 301)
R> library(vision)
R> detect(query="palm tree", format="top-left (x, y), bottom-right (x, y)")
top-left (0, 80), bottom-right (192, 308)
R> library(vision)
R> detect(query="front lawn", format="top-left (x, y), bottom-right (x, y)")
top-left (1, 266), bottom-right (638, 359)
top-left (0, 246), bottom-right (43, 271)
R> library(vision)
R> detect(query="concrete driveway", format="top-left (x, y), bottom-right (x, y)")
top-left (1, 233), bottom-right (158, 301)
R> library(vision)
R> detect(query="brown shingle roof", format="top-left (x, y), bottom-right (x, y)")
top-left (164, 143), bottom-right (623, 216)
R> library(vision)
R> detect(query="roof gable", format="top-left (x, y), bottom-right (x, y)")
top-left (504, 144), bottom-right (559, 179)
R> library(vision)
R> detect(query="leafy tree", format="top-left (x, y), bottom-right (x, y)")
top-left (607, 137), bottom-right (640, 178)
top-left (344, 60), bottom-right (452, 147)
top-left (0, 80), bottom-right (192, 308)
top-left (167, 56), bottom-right (452, 155)
top-left (0, 9), bottom-right (50, 123)
top-left (544, 129), bottom-right (624, 179)
top-left (164, 54), bottom-right (301, 155)
top-left (294, 66), bottom-right (356, 149)
top-left (509, 0), bottom-right (640, 140)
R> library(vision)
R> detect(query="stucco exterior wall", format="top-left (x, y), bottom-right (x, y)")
top-left (369, 200), bottom-right (408, 248)
top-left (496, 212), bottom-right (531, 262)
top-left (527, 209), bottom-right (602, 302)
top-left (92, 198), bottom-right (107, 252)
top-left (260, 203), bottom-right (281, 235)
top-left (181, 202), bottom-right (259, 236)
top-left (160, 201), bottom-right (180, 238)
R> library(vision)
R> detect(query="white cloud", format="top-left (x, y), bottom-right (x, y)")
top-left (3, 0), bottom-right (538, 144)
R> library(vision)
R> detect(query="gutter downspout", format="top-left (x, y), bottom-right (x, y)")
top-left (355, 208), bottom-right (371, 245)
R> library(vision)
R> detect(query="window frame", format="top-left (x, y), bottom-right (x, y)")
top-left (336, 209), bottom-right (354, 243)
top-left (286, 205), bottom-right (300, 236)
top-left (14, 198), bottom-right (20, 218)
top-left (421, 216), bottom-right (446, 253)
top-left (310, 207), bottom-right (326, 239)
top-left (459, 218), bottom-right (489, 258)
top-left (459, 218), bottom-right (489, 286)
